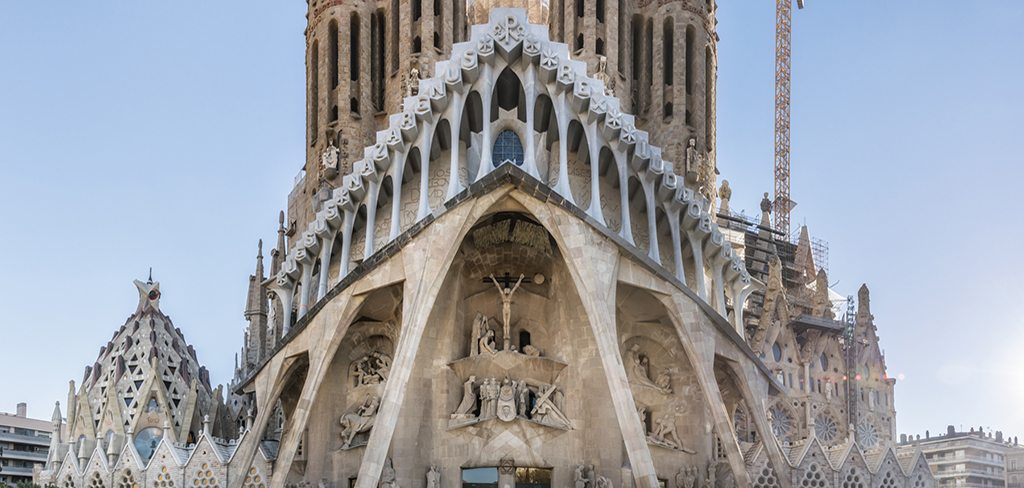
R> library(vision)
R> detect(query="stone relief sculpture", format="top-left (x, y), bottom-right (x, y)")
top-left (646, 410), bottom-right (695, 454)
top-left (531, 384), bottom-right (572, 429)
top-left (496, 378), bottom-right (518, 421)
top-left (480, 378), bottom-right (499, 419)
top-left (522, 344), bottom-right (542, 357)
top-left (674, 467), bottom-right (699, 488)
top-left (479, 329), bottom-right (498, 355)
top-left (320, 141), bottom-right (339, 180)
top-left (626, 344), bottom-right (672, 394)
top-left (451, 375), bottom-right (478, 420)
top-left (718, 180), bottom-right (732, 215)
top-left (426, 466), bottom-right (440, 488)
top-left (449, 374), bottom-right (571, 429)
top-left (490, 273), bottom-right (526, 351)
top-left (380, 457), bottom-right (399, 488)
top-left (574, 465), bottom-right (593, 488)
top-left (350, 352), bottom-right (392, 386)
top-left (339, 395), bottom-right (379, 449)
top-left (595, 476), bottom-right (613, 488)
top-left (470, 313), bottom-right (484, 356)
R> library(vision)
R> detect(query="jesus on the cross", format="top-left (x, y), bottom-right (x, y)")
top-left (489, 273), bottom-right (527, 351)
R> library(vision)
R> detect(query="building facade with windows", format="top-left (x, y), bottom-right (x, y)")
top-left (1006, 448), bottom-right (1024, 488)
top-left (37, 1), bottom-right (935, 487)
top-left (899, 427), bottom-right (1019, 488)
top-left (0, 403), bottom-right (51, 485)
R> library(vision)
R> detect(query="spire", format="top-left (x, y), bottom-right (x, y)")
top-left (271, 211), bottom-right (286, 277)
top-left (857, 283), bottom-right (872, 325)
top-left (133, 278), bottom-right (161, 314)
top-left (51, 401), bottom-right (63, 426)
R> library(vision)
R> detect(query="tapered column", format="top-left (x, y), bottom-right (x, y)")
top-left (475, 65), bottom-right (495, 180)
top-left (522, 65), bottom-right (541, 179)
top-left (584, 122), bottom-right (605, 224)
top-left (417, 120), bottom-right (437, 221)
top-left (447, 93), bottom-right (466, 199)
top-left (553, 93), bottom-right (575, 204)
top-left (354, 203), bottom-right (479, 488)
top-left (267, 293), bottom-right (364, 488)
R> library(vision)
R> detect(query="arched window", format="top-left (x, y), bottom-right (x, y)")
top-left (644, 18), bottom-right (653, 113)
top-left (819, 353), bottom-right (829, 371)
top-left (705, 45), bottom-right (714, 150)
top-left (390, 0), bottom-right (400, 74)
top-left (596, 0), bottom-right (605, 23)
top-left (413, 0), bottom-right (422, 21)
top-left (434, 31), bottom-right (441, 50)
top-left (350, 14), bottom-right (361, 81)
top-left (617, 0), bottom-right (626, 72)
top-left (663, 17), bottom-right (673, 86)
top-left (310, 40), bottom-right (319, 144)
top-left (772, 342), bottom-right (782, 362)
top-left (576, 34), bottom-right (584, 51)
top-left (685, 25), bottom-right (695, 95)
top-left (576, 0), bottom-right (584, 18)
top-left (492, 130), bottom-right (524, 166)
top-left (413, 36), bottom-right (422, 53)
top-left (329, 20), bottom-right (339, 89)
top-left (596, 38), bottom-right (604, 55)
top-left (371, 9), bottom-right (386, 112)
top-left (134, 427), bottom-right (163, 463)
top-left (350, 13), bottom-right (361, 115)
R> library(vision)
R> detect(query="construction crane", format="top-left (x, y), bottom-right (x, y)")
top-left (772, 0), bottom-right (805, 237)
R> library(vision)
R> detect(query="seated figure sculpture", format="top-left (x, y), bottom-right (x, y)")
top-left (340, 395), bottom-right (379, 449)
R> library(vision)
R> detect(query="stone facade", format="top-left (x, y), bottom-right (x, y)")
top-left (38, 4), bottom-right (933, 488)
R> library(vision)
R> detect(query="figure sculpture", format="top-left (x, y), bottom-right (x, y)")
top-left (497, 378), bottom-right (518, 421)
top-left (426, 466), bottom-right (441, 488)
top-left (574, 465), bottom-right (591, 488)
top-left (654, 368), bottom-right (674, 394)
top-left (626, 344), bottom-right (669, 393)
top-left (522, 344), bottom-right (541, 357)
top-left (451, 376), bottom-right (478, 420)
top-left (480, 378), bottom-right (500, 419)
top-left (649, 412), bottom-right (692, 453)
top-left (339, 395), bottom-right (379, 449)
top-left (381, 457), bottom-right (399, 488)
top-left (490, 273), bottom-right (526, 351)
top-left (470, 313), bottom-right (484, 355)
top-left (479, 329), bottom-right (497, 355)
top-left (531, 384), bottom-right (571, 429)
top-left (685, 138), bottom-right (699, 176)
top-left (321, 141), bottom-right (339, 180)
top-left (517, 382), bottom-right (531, 418)
top-left (595, 476), bottom-right (612, 488)
top-left (718, 180), bottom-right (732, 215)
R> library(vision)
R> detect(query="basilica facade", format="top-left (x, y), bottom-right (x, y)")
top-left (37, 2), bottom-right (934, 488)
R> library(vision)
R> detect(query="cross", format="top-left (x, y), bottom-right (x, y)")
top-left (483, 272), bottom-right (532, 288)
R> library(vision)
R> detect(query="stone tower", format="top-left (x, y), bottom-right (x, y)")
top-left (47, 279), bottom-right (230, 473)
top-left (291, 0), bottom-right (718, 236)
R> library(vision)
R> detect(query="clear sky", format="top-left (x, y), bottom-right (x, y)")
top-left (1, 1), bottom-right (1022, 440)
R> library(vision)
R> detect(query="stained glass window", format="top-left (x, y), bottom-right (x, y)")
top-left (493, 130), bottom-right (524, 167)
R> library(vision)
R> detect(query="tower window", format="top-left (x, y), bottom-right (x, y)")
top-left (310, 40), bottom-right (320, 144)
top-left (663, 17), bottom-right (673, 86)
top-left (390, 0), bottom-right (400, 74)
top-left (329, 20), bottom-right (339, 89)
top-left (772, 342), bottom-right (782, 362)
top-left (350, 14), bottom-right (361, 81)
top-left (413, 0), bottom-right (422, 21)
top-left (576, 0), bottom-right (584, 18)
top-left (492, 130), bottom-right (524, 166)
top-left (596, 0), bottom-right (605, 23)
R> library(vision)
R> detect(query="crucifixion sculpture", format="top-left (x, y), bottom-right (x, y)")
top-left (487, 272), bottom-right (529, 351)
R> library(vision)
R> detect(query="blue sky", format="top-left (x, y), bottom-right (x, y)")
top-left (1, 1), bottom-right (1022, 440)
